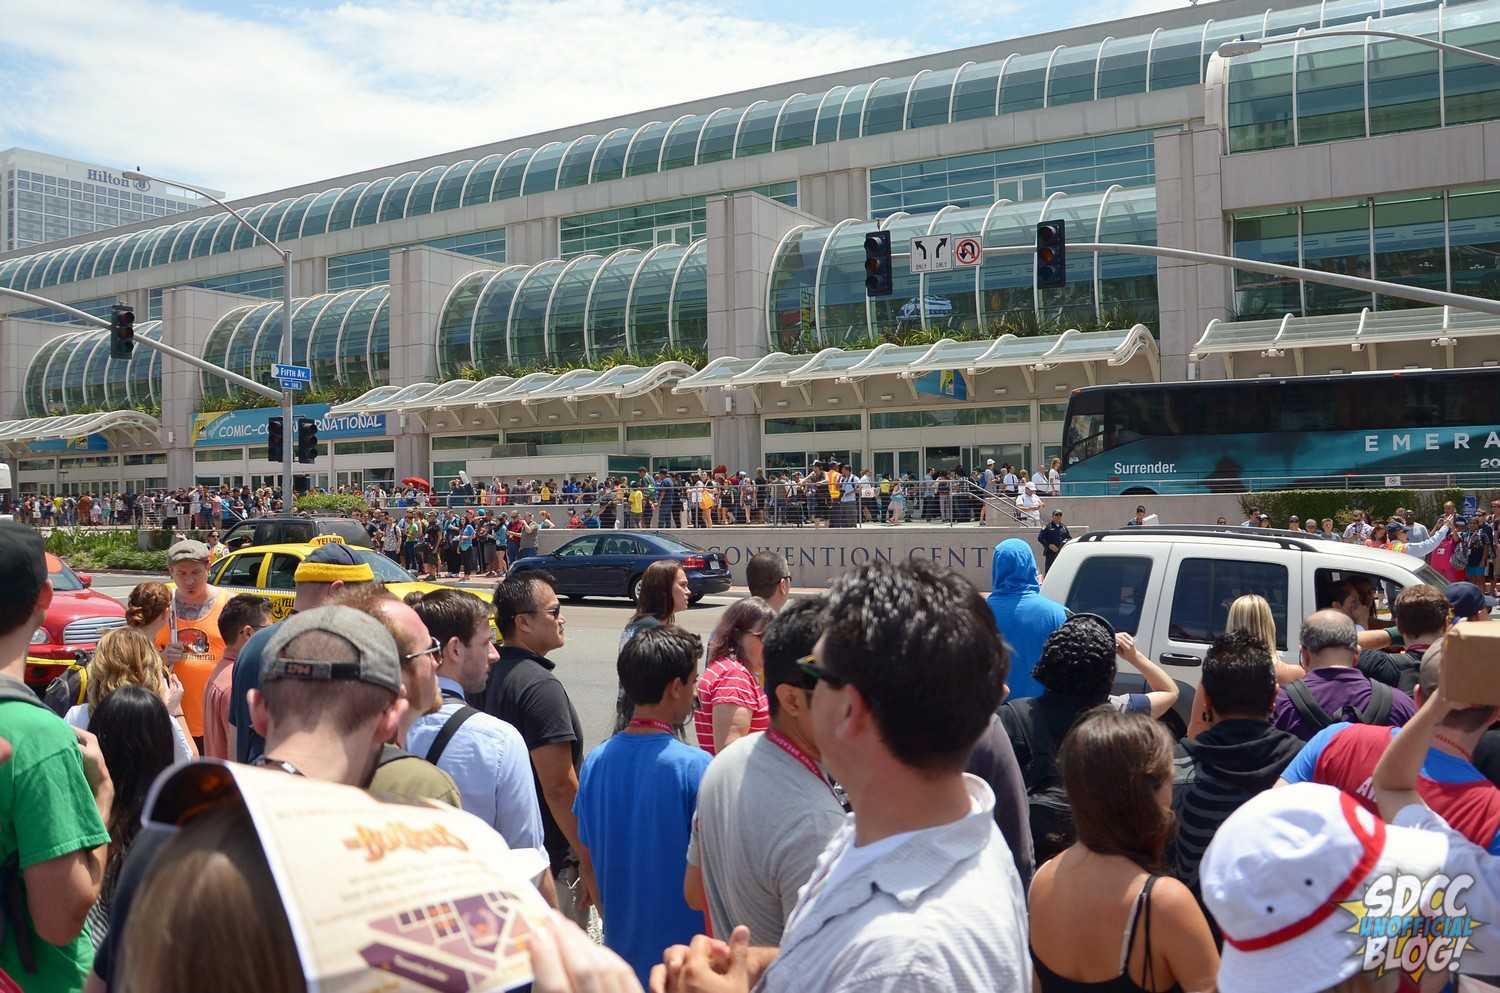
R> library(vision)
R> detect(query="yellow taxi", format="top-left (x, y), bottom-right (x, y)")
top-left (202, 535), bottom-right (496, 632)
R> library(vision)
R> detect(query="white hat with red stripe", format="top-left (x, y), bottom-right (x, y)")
top-left (1201, 782), bottom-right (1451, 993)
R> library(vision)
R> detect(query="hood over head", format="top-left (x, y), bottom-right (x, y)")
top-left (991, 538), bottom-right (1040, 597)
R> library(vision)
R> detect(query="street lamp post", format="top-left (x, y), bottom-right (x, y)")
top-left (1217, 28), bottom-right (1500, 65)
top-left (123, 169), bottom-right (296, 508)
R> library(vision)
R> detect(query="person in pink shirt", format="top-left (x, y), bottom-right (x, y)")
top-left (201, 595), bottom-right (270, 760)
top-left (693, 597), bottom-right (774, 754)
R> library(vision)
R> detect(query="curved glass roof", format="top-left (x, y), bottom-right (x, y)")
top-left (0, 410), bottom-right (163, 446)
top-left (768, 187), bottom-right (1159, 350)
top-left (25, 321), bottom-right (164, 418)
top-left (1193, 305), bottom-right (1500, 355)
top-left (434, 240), bottom-right (708, 377)
top-left (0, 0), bottom-right (1425, 296)
top-left (330, 361), bottom-right (698, 415)
top-left (671, 327), bottom-right (1157, 393)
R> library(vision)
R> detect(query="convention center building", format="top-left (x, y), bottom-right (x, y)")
top-left (3, 0), bottom-right (1499, 495)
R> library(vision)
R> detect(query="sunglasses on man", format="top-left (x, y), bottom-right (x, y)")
top-left (797, 654), bottom-right (849, 689)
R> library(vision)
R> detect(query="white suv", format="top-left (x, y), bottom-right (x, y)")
top-left (1038, 526), bottom-right (1448, 691)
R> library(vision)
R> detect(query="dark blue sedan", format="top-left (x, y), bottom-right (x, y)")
top-left (507, 532), bottom-right (733, 604)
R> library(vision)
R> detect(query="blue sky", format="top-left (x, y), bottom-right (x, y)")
top-left (0, 0), bottom-right (1175, 198)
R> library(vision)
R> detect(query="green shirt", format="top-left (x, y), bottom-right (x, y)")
top-left (0, 693), bottom-right (110, 993)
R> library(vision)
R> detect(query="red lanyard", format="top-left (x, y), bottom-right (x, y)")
top-left (767, 729), bottom-right (850, 812)
top-left (627, 718), bottom-right (674, 735)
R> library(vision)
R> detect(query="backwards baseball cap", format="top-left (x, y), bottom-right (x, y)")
top-left (1446, 581), bottom-right (1496, 620)
top-left (1202, 782), bottom-right (1449, 993)
top-left (0, 522), bottom-right (47, 611)
top-left (262, 605), bottom-right (401, 695)
top-left (168, 539), bottom-right (211, 564)
top-left (293, 541), bottom-right (375, 585)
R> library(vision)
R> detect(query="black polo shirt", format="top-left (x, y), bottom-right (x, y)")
top-left (474, 644), bottom-right (584, 871)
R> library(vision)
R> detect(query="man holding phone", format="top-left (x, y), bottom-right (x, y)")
top-left (155, 539), bottom-right (229, 749)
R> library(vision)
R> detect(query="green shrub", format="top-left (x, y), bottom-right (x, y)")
top-left (43, 527), bottom-right (168, 571)
top-left (1239, 488), bottom-right (1497, 528)
top-left (295, 493), bottom-right (369, 516)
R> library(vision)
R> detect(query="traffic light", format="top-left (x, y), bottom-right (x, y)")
top-left (109, 304), bottom-right (135, 360)
top-left (863, 229), bottom-right (893, 297)
top-left (1035, 219), bottom-right (1067, 289)
top-left (266, 416), bottom-right (284, 463)
top-left (295, 417), bottom-right (318, 464)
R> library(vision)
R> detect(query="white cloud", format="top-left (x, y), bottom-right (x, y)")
top-left (0, 0), bottom-right (925, 197)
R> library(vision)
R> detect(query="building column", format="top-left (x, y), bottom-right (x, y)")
top-left (704, 191), bottom-right (824, 473)
top-left (798, 167), bottom-right (867, 224)
top-left (387, 245), bottom-right (495, 386)
top-left (291, 257), bottom-right (326, 297)
top-left (504, 218), bottom-right (559, 266)
top-left (161, 287), bottom-right (262, 488)
top-left (1154, 126), bottom-right (1232, 382)
top-left (0, 316), bottom-right (54, 421)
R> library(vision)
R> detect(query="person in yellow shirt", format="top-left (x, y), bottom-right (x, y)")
top-left (628, 484), bottom-right (646, 529)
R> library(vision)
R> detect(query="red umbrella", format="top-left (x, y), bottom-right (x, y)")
top-left (401, 476), bottom-right (432, 492)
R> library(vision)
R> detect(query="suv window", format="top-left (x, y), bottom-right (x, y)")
top-left (599, 536), bottom-right (645, 556)
top-left (217, 553), bottom-right (265, 589)
top-left (1168, 558), bottom-right (1289, 648)
top-left (222, 523), bottom-right (256, 550)
top-left (1316, 568), bottom-right (1402, 627)
top-left (1065, 555), bottom-right (1153, 634)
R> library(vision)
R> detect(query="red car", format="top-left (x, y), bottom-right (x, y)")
top-left (25, 553), bottom-right (126, 691)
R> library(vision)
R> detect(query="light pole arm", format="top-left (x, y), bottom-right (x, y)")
top-left (0, 286), bottom-right (283, 401)
top-left (971, 242), bottom-right (1500, 317)
top-left (1221, 29), bottom-right (1500, 66)
top-left (124, 172), bottom-right (289, 260)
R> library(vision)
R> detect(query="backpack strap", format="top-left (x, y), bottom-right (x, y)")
top-left (425, 699), bottom-right (479, 765)
top-left (1360, 679), bottom-right (1394, 726)
top-left (1285, 679), bottom-right (1336, 731)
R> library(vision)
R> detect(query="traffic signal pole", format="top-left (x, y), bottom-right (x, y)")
top-left (0, 286), bottom-right (282, 400)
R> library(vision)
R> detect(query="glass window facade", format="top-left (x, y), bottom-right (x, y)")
top-left (870, 405), bottom-right (1030, 429)
top-left (506, 427), bottom-right (620, 446)
top-left (3, 161), bottom-right (209, 253)
top-left (560, 184), bottom-right (797, 258)
top-left (328, 228), bottom-right (507, 291)
top-left (625, 421), bottom-right (712, 440)
top-left (869, 131), bottom-right (1155, 219)
top-left (764, 414), bottom-right (862, 434)
top-left (11, 295), bottom-right (120, 325)
top-left (1226, 0), bottom-right (1500, 152)
top-left (147, 267), bottom-right (284, 319)
top-left (1232, 184), bottom-right (1500, 316)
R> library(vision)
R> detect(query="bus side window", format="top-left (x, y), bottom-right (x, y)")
top-left (1065, 555), bottom-right (1154, 635)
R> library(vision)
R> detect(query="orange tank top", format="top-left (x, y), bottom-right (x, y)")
top-left (155, 591), bottom-right (229, 737)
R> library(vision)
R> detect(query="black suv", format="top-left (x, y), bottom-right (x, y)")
top-left (220, 516), bottom-right (372, 551)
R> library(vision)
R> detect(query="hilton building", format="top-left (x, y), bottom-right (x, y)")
top-left (2, 0), bottom-right (1499, 498)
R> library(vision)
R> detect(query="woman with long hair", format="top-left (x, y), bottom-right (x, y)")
top-left (1028, 708), bottom-right (1219, 993)
top-left (1363, 523), bottom-right (1390, 549)
top-left (613, 560), bottom-right (693, 731)
top-left (85, 685), bottom-right (175, 946)
top-left (124, 581), bottom-right (171, 643)
top-left (1224, 592), bottom-right (1304, 689)
top-left (66, 626), bottom-right (197, 761)
top-left (693, 596), bottom-right (774, 754)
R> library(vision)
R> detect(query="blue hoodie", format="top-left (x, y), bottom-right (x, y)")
top-left (987, 538), bottom-right (1068, 701)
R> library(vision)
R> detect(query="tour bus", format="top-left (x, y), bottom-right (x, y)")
top-left (1059, 367), bottom-right (1500, 494)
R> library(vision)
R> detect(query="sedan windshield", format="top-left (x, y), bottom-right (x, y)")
top-left (353, 549), bottom-right (416, 583)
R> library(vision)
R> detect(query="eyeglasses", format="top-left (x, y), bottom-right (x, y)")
top-left (527, 604), bottom-right (563, 618)
top-left (400, 637), bottom-right (442, 663)
top-left (797, 654), bottom-right (848, 689)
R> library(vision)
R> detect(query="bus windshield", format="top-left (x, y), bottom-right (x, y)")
top-left (1059, 367), bottom-right (1500, 494)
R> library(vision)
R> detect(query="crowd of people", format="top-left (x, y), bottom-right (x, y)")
top-left (11, 514), bottom-right (1500, 993)
top-left (6, 484), bottom-right (288, 529)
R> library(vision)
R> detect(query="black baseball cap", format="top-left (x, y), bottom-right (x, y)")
top-left (1446, 582), bottom-right (1496, 620)
top-left (0, 522), bottom-right (47, 612)
top-left (1136, 505), bottom-right (1147, 513)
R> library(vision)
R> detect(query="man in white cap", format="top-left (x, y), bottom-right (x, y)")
top-left (1015, 482), bottom-right (1044, 525)
top-left (158, 538), bottom-right (230, 747)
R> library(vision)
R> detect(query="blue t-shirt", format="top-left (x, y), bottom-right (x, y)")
top-left (460, 524), bottom-right (475, 551)
top-left (229, 619), bottom-right (281, 763)
top-left (574, 731), bottom-right (710, 986)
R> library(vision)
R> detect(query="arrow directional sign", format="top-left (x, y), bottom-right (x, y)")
top-left (272, 363), bottom-right (312, 383)
top-left (909, 235), bottom-right (953, 274)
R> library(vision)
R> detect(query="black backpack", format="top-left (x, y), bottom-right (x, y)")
top-left (1003, 699), bottom-right (1078, 865)
top-left (1285, 677), bottom-right (1393, 732)
top-left (41, 653), bottom-right (90, 719)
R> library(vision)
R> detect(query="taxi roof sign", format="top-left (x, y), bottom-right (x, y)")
top-left (308, 534), bottom-right (347, 546)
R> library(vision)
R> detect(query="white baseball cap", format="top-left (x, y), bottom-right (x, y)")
top-left (986, 459), bottom-right (996, 465)
top-left (1202, 783), bottom-right (1451, 993)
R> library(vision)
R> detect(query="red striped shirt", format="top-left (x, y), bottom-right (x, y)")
top-left (693, 655), bottom-right (769, 755)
